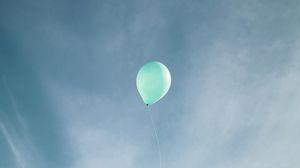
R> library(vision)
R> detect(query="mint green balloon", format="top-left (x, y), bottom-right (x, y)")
top-left (136, 61), bottom-right (171, 105)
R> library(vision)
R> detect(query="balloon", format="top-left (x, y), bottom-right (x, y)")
top-left (136, 61), bottom-right (171, 105)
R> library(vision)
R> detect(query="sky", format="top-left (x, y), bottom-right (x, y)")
top-left (0, 0), bottom-right (300, 167)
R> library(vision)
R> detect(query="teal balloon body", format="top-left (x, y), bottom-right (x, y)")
top-left (136, 61), bottom-right (171, 105)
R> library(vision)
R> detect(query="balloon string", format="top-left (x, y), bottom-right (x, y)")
top-left (147, 106), bottom-right (162, 168)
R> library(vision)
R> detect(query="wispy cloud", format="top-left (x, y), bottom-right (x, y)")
top-left (0, 122), bottom-right (26, 168)
top-left (44, 81), bottom-right (143, 168)
top-left (1, 75), bottom-right (44, 168)
top-left (172, 35), bottom-right (300, 167)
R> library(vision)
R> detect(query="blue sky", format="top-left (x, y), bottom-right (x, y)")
top-left (1, 0), bottom-right (300, 167)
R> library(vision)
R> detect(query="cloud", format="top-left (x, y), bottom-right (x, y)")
top-left (0, 122), bottom-right (26, 168)
top-left (171, 34), bottom-right (300, 167)
top-left (44, 80), bottom-right (147, 168)
top-left (0, 75), bottom-right (44, 168)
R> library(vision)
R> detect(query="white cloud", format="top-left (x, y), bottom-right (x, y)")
top-left (173, 37), bottom-right (300, 167)
top-left (45, 81), bottom-right (143, 168)
top-left (0, 122), bottom-right (26, 168)
top-left (0, 76), bottom-right (44, 168)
